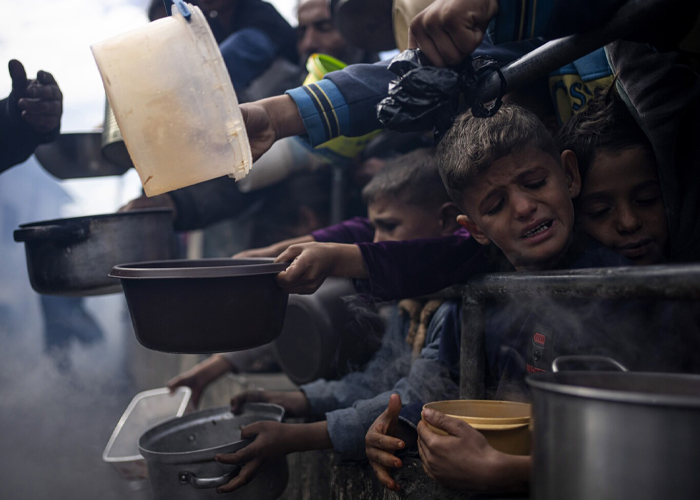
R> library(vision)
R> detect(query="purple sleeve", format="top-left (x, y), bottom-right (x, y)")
top-left (311, 217), bottom-right (375, 244)
top-left (357, 228), bottom-right (488, 301)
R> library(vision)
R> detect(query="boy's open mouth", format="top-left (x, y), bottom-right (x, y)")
top-left (522, 220), bottom-right (554, 238)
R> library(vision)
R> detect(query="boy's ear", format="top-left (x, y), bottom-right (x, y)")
top-left (456, 214), bottom-right (491, 246)
top-left (560, 149), bottom-right (581, 199)
top-left (439, 202), bottom-right (462, 236)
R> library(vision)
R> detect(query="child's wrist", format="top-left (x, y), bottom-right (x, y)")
top-left (333, 244), bottom-right (368, 279)
top-left (485, 451), bottom-right (531, 493)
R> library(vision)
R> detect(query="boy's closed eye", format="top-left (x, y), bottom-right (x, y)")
top-left (632, 182), bottom-right (662, 207)
top-left (373, 219), bottom-right (398, 231)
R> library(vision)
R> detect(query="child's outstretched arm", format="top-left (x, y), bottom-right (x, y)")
top-left (275, 242), bottom-right (368, 294)
top-left (167, 354), bottom-right (236, 408)
top-left (215, 421), bottom-right (331, 493)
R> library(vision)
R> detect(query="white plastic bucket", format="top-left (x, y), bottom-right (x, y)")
top-left (91, 4), bottom-right (252, 196)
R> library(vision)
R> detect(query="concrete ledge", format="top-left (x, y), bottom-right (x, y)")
top-left (280, 449), bottom-right (503, 500)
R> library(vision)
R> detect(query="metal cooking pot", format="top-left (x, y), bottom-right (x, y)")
top-left (34, 132), bottom-right (130, 179)
top-left (273, 278), bottom-right (382, 384)
top-left (14, 209), bottom-right (175, 296)
top-left (139, 404), bottom-right (288, 500)
top-left (101, 99), bottom-right (133, 169)
top-left (527, 356), bottom-right (700, 500)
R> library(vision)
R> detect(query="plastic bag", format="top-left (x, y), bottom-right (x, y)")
top-left (376, 49), bottom-right (503, 141)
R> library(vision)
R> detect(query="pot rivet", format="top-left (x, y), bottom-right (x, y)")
top-left (188, 434), bottom-right (196, 442)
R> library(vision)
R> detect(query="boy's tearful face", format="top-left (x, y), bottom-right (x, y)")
top-left (579, 147), bottom-right (668, 265)
top-left (459, 146), bottom-right (580, 271)
top-left (368, 196), bottom-right (445, 243)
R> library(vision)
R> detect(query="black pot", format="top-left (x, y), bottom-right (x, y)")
top-left (110, 259), bottom-right (290, 354)
top-left (273, 278), bottom-right (382, 384)
top-left (14, 209), bottom-right (174, 296)
top-left (33, 132), bottom-right (131, 179)
top-left (527, 358), bottom-right (700, 500)
top-left (139, 404), bottom-right (288, 500)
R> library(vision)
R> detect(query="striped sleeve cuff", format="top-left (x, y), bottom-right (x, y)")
top-left (490, 0), bottom-right (554, 43)
top-left (286, 79), bottom-right (350, 147)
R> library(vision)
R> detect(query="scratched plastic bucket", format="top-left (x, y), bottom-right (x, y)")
top-left (91, 3), bottom-right (252, 196)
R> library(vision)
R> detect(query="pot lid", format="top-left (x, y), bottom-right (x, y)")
top-left (110, 258), bottom-right (289, 279)
top-left (527, 372), bottom-right (700, 408)
top-left (139, 404), bottom-right (284, 464)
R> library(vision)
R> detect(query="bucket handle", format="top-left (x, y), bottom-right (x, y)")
top-left (165, 0), bottom-right (192, 21)
top-left (552, 356), bottom-right (628, 373)
top-left (178, 467), bottom-right (240, 489)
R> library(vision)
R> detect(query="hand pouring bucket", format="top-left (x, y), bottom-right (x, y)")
top-left (91, 2), bottom-right (252, 197)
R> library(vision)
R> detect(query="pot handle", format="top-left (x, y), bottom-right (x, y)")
top-left (14, 223), bottom-right (89, 245)
top-left (552, 355), bottom-right (628, 373)
top-left (178, 467), bottom-right (241, 489)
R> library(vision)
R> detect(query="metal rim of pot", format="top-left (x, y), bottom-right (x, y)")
top-left (110, 258), bottom-right (289, 280)
top-left (139, 404), bottom-right (284, 462)
top-left (527, 373), bottom-right (700, 408)
top-left (527, 355), bottom-right (700, 408)
top-left (13, 208), bottom-right (173, 245)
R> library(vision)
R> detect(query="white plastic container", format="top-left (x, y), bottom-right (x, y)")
top-left (103, 387), bottom-right (191, 480)
top-left (91, 4), bottom-right (252, 196)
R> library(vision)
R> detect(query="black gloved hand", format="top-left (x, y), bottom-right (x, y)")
top-left (8, 59), bottom-right (62, 134)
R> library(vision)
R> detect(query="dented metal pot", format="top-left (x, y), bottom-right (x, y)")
top-left (139, 404), bottom-right (288, 500)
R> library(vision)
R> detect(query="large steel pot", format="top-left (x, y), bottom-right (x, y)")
top-left (139, 404), bottom-right (288, 500)
top-left (14, 209), bottom-right (174, 296)
top-left (272, 278), bottom-right (382, 384)
top-left (527, 357), bottom-right (700, 500)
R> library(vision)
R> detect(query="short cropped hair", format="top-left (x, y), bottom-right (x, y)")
top-left (556, 88), bottom-right (653, 184)
top-left (361, 148), bottom-right (450, 209)
top-left (437, 103), bottom-right (560, 205)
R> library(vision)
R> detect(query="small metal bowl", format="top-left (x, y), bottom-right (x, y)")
top-left (110, 259), bottom-right (290, 353)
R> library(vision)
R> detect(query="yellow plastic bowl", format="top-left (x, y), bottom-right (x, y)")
top-left (422, 400), bottom-right (531, 456)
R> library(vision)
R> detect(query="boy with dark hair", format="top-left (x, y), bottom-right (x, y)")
top-left (210, 150), bottom-right (464, 494)
top-left (557, 90), bottom-right (669, 265)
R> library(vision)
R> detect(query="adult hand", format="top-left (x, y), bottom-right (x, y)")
top-left (275, 242), bottom-right (367, 294)
top-left (241, 95), bottom-right (305, 162)
top-left (167, 355), bottom-right (234, 407)
top-left (230, 390), bottom-right (311, 418)
top-left (9, 59), bottom-right (63, 133)
top-left (417, 407), bottom-right (531, 492)
top-left (215, 421), bottom-right (295, 493)
top-left (118, 193), bottom-right (177, 219)
top-left (408, 0), bottom-right (499, 67)
top-left (365, 394), bottom-right (405, 492)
